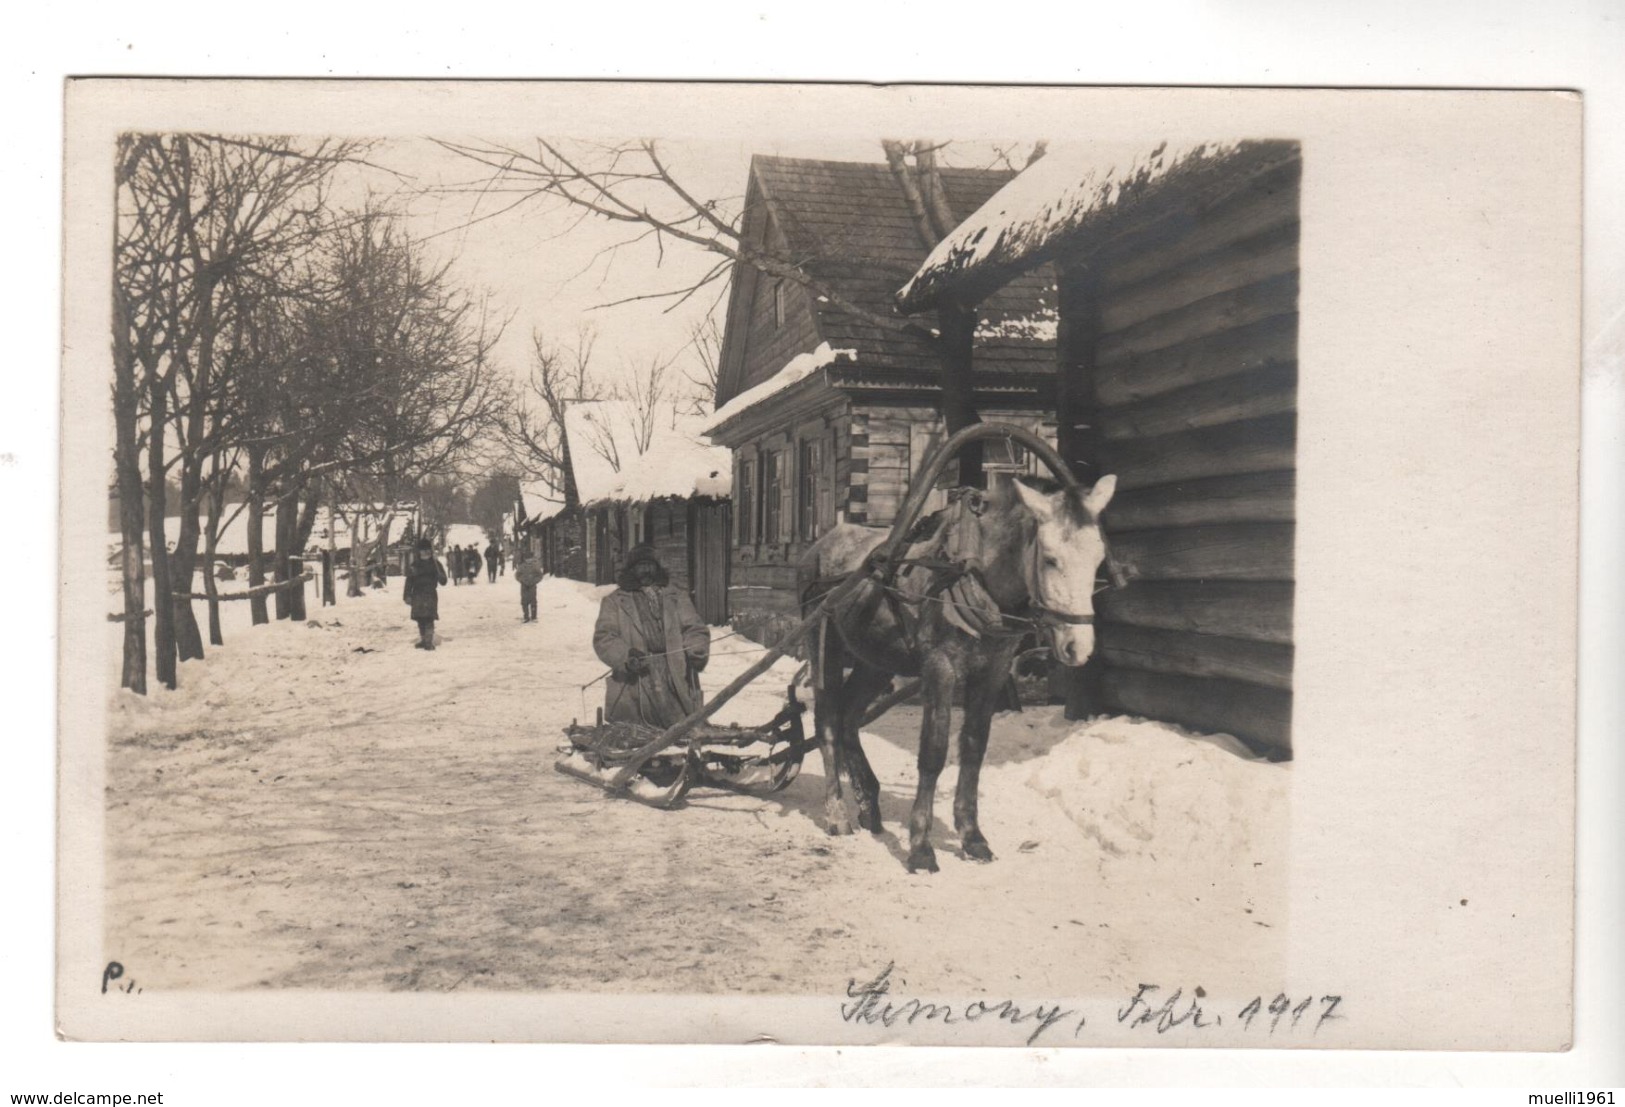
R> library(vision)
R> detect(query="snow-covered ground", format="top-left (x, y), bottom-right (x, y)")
top-left (105, 574), bottom-right (1288, 997)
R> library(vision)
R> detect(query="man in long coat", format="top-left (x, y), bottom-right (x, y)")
top-left (593, 544), bottom-right (710, 728)
top-left (402, 537), bottom-right (448, 649)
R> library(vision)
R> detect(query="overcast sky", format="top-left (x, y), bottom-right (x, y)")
top-left (359, 135), bottom-right (1034, 406)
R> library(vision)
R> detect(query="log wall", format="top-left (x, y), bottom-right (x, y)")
top-left (1067, 153), bottom-right (1301, 757)
top-left (727, 399), bottom-right (1054, 647)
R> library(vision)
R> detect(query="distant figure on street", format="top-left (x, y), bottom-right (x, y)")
top-left (592, 544), bottom-right (710, 729)
top-left (514, 550), bottom-right (544, 622)
top-left (465, 545), bottom-right (482, 584)
top-left (484, 540), bottom-right (500, 583)
top-left (448, 545), bottom-right (463, 586)
top-left (402, 537), bottom-right (448, 650)
top-left (497, 544), bottom-right (507, 576)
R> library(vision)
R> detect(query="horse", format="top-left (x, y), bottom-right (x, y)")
top-left (800, 473), bottom-right (1117, 874)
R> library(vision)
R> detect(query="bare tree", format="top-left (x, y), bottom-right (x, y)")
top-left (433, 138), bottom-right (909, 333)
top-left (114, 132), bottom-right (371, 688)
top-left (437, 137), bottom-right (1000, 484)
top-left (676, 311), bottom-right (723, 416)
top-left (266, 208), bottom-right (511, 608)
top-left (502, 325), bottom-right (601, 507)
top-left (612, 352), bottom-right (678, 455)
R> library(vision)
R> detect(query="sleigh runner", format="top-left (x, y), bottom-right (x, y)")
top-left (557, 686), bottom-right (813, 807)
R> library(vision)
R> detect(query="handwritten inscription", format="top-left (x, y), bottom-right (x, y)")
top-left (841, 966), bottom-right (1342, 1042)
top-left (842, 963), bottom-right (1080, 1046)
top-left (102, 961), bottom-right (141, 995)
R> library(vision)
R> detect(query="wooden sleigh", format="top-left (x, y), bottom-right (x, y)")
top-left (552, 422), bottom-right (1102, 807)
top-left (555, 685), bottom-right (814, 808)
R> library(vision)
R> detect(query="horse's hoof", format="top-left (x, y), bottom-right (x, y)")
top-left (825, 817), bottom-right (856, 836)
top-left (963, 838), bottom-right (995, 863)
top-left (906, 848), bottom-right (939, 874)
top-left (857, 809), bottom-right (884, 835)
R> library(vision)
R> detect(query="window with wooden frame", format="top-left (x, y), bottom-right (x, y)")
top-left (736, 457), bottom-right (756, 544)
top-left (982, 437), bottom-right (1030, 479)
top-left (761, 448), bottom-right (783, 544)
top-left (797, 436), bottom-right (828, 541)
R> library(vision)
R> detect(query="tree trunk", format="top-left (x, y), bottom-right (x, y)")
top-left (169, 272), bottom-right (220, 664)
top-left (273, 490), bottom-right (296, 621)
top-left (246, 446), bottom-right (269, 625)
top-left (289, 488), bottom-right (319, 621)
top-left (882, 141), bottom-right (978, 486)
top-left (345, 507), bottom-right (364, 598)
top-left (323, 481), bottom-right (337, 606)
top-left (169, 461), bottom-right (205, 661)
top-left (203, 474), bottom-right (224, 647)
top-left (912, 143), bottom-right (958, 241)
top-left (111, 295), bottom-right (148, 694)
top-left (881, 141), bottom-right (938, 248)
top-left (145, 380), bottom-right (177, 690)
top-left (369, 514), bottom-right (396, 590)
top-left (938, 303), bottom-right (983, 487)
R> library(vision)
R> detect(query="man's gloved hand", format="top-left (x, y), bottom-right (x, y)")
top-left (686, 650), bottom-right (708, 675)
top-left (624, 648), bottom-right (649, 677)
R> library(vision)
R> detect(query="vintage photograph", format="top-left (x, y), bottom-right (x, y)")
top-left (58, 82), bottom-right (1579, 1049)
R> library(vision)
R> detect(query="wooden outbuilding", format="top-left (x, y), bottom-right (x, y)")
top-left (580, 420), bottom-right (734, 625)
top-left (898, 140), bottom-right (1301, 758)
top-left (704, 155), bottom-right (1063, 645)
top-left (526, 402), bottom-right (734, 625)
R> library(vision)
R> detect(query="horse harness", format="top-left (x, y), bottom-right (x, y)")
top-left (862, 488), bottom-right (1108, 651)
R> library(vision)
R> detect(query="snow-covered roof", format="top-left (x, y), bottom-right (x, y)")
top-left (519, 482), bottom-right (566, 525)
top-left (897, 140), bottom-right (1297, 311)
top-left (586, 415), bottom-right (731, 506)
top-left (563, 400), bottom-right (647, 505)
top-left (700, 341), bottom-right (855, 435)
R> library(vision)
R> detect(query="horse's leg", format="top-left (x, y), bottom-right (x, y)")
top-left (812, 619), bottom-right (855, 836)
top-left (954, 655), bottom-right (1004, 863)
top-left (837, 662), bottom-right (892, 835)
top-left (906, 652), bottom-right (956, 874)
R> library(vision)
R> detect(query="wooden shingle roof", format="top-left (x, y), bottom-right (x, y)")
top-left (750, 156), bottom-right (1057, 378)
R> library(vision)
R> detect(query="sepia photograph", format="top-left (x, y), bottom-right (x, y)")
top-left (56, 81), bottom-right (1583, 1053)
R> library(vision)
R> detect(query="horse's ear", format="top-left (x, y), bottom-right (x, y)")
top-left (1012, 478), bottom-right (1055, 521)
top-left (1083, 474), bottom-right (1118, 518)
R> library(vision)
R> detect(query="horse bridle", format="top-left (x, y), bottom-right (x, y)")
top-left (1022, 528), bottom-right (1113, 630)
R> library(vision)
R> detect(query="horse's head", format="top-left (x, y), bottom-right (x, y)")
top-left (1012, 475), bottom-right (1118, 666)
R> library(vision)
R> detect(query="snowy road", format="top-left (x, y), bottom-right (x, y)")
top-left (105, 574), bottom-right (1289, 999)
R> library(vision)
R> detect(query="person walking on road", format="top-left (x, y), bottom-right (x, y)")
top-left (466, 545), bottom-right (482, 585)
top-left (402, 537), bottom-right (448, 650)
top-left (514, 550), bottom-right (543, 622)
top-left (448, 545), bottom-right (463, 586)
top-left (485, 539), bottom-right (500, 583)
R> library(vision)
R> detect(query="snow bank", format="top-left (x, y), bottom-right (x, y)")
top-left (1006, 713), bottom-right (1286, 871)
top-left (898, 140), bottom-right (1264, 310)
top-left (700, 342), bottom-right (855, 434)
